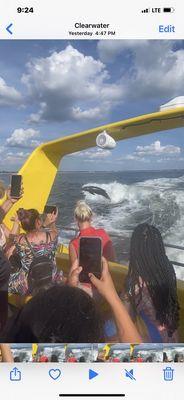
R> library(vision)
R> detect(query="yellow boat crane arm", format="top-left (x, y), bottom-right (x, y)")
top-left (2, 107), bottom-right (184, 228)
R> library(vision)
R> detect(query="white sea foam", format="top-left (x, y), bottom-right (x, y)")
top-left (82, 177), bottom-right (184, 280)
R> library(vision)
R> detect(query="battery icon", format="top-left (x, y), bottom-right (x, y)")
top-left (163, 7), bottom-right (175, 13)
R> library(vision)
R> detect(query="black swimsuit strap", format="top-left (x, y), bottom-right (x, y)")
top-left (25, 231), bottom-right (52, 257)
top-left (24, 235), bottom-right (37, 257)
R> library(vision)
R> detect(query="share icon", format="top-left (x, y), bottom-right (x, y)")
top-left (125, 369), bottom-right (136, 381)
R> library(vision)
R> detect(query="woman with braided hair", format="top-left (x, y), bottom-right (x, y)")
top-left (123, 223), bottom-right (180, 343)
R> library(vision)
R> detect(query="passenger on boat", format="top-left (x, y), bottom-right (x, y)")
top-left (67, 354), bottom-right (77, 362)
top-left (174, 353), bottom-right (180, 362)
top-left (7, 207), bottom-right (62, 295)
top-left (163, 352), bottom-right (169, 362)
top-left (0, 181), bottom-right (24, 332)
top-left (69, 200), bottom-right (115, 264)
top-left (0, 251), bottom-right (11, 332)
top-left (0, 182), bottom-right (22, 250)
top-left (4, 258), bottom-right (142, 343)
top-left (145, 356), bottom-right (153, 363)
top-left (122, 223), bottom-right (180, 343)
top-left (50, 354), bottom-right (59, 362)
top-left (79, 356), bottom-right (86, 362)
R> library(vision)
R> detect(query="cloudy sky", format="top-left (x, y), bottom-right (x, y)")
top-left (0, 39), bottom-right (184, 171)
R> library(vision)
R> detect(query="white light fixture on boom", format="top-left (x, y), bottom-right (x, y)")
top-left (96, 130), bottom-right (116, 149)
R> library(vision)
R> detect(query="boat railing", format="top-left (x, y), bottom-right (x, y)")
top-left (60, 226), bottom-right (184, 268)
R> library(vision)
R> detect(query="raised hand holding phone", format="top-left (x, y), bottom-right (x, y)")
top-left (79, 236), bottom-right (102, 283)
top-left (10, 175), bottom-right (22, 199)
top-left (89, 258), bottom-right (142, 343)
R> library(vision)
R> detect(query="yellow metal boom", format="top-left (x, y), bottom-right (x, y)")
top-left (2, 107), bottom-right (184, 227)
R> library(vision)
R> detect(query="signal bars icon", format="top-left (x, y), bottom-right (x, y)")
top-left (141, 8), bottom-right (150, 13)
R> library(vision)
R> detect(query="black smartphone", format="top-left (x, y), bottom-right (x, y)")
top-left (79, 237), bottom-right (102, 283)
top-left (44, 205), bottom-right (57, 214)
top-left (10, 175), bottom-right (22, 198)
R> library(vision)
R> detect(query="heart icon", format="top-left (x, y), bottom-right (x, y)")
top-left (49, 368), bottom-right (61, 380)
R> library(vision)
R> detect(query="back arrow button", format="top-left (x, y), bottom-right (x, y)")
top-left (6, 23), bottom-right (13, 35)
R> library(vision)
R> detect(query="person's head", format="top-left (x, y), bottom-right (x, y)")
top-left (174, 353), bottom-right (179, 362)
top-left (50, 354), bottom-right (59, 362)
top-left (74, 201), bottom-right (93, 228)
top-left (146, 356), bottom-right (153, 363)
top-left (14, 356), bottom-right (21, 362)
top-left (5, 285), bottom-right (104, 343)
top-left (126, 223), bottom-right (180, 336)
top-left (27, 256), bottom-right (54, 296)
top-left (79, 356), bottom-right (86, 362)
top-left (17, 208), bottom-right (41, 232)
top-left (122, 357), bottom-right (129, 362)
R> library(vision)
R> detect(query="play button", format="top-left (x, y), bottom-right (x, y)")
top-left (89, 369), bottom-right (99, 380)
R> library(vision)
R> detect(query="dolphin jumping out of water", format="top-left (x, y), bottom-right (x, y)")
top-left (82, 185), bottom-right (110, 200)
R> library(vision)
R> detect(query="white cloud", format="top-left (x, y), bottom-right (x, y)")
top-left (0, 149), bottom-right (30, 167)
top-left (125, 154), bottom-right (139, 160)
top-left (0, 77), bottom-right (22, 106)
top-left (118, 154), bottom-right (150, 163)
top-left (3, 151), bottom-right (30, 165)
top-left (118, 140), bottom-right (181, 163)
top-left (6, 128), bottom-right (41, 148)
top-left (69, 148), bottom-right (111, 160)
top-left (136, 140), bottom-right (181, 156)
top-left (22, 45), bottom-right (123, 123)
top-left (97, 40), bottom-right (184, 100)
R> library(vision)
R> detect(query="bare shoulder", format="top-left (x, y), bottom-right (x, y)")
top-left (15, 234), bottom-right (26, 246)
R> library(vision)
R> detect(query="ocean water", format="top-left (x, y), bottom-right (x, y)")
top-left (48, 170), bottom-right (184, 280)
top-left (1, 170), bottom-right (184, 280)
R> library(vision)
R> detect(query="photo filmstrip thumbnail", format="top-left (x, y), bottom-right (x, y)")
top-left (1, 343), bottom-right (184, 362)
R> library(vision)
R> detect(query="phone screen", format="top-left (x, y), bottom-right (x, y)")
top-left (79, 237), bottom-right (102, 282)
top-left (10, 175), bottom-right (22, 198)
top-left (44, 205), bottom-right (57, 214)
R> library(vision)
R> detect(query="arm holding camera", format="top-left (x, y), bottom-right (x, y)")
top-left (42, 207), bottom-right (58, 237)
top-left (0, 187), bottom-right (23, 241)
top-left (68, 258), bottom-right (142, 343)
top-left (0, 188), bottom-right (21, 224)
top-left (89, 258), bottom-right (142, 343)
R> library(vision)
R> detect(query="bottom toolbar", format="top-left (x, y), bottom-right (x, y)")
top-left (0, 363), bottom-right (183, 400)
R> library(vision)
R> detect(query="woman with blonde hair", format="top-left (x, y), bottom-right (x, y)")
top-left (69, 201), bottom-right (115, 264)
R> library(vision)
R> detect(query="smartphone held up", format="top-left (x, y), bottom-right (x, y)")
top-left (44, 205), bottom-right (57, 214)
top-left (10, 175), bottom-right (22, 198)
top-left (79, 237), bottom-right (102, 283)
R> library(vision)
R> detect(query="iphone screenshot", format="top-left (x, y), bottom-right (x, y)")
top-left (0, 0), bottom-right (183, 398)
